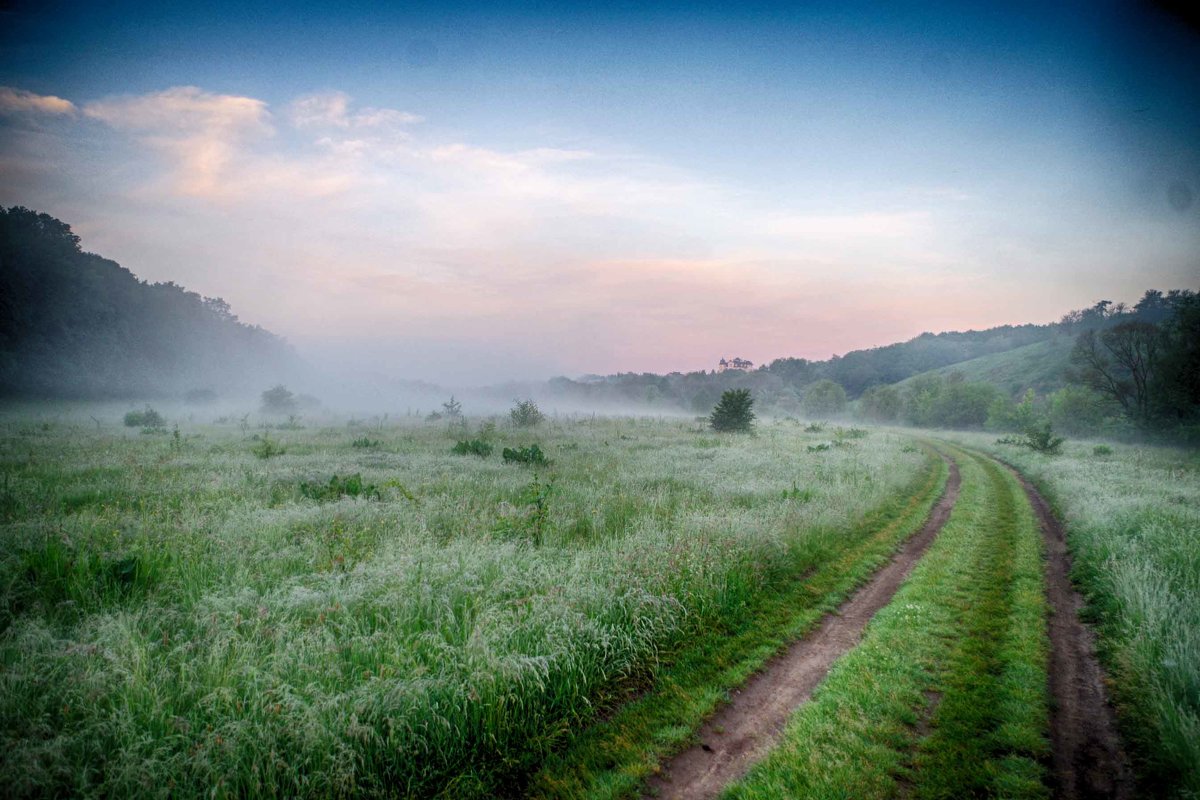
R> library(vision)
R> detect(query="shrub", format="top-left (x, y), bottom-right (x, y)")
top-left (123, 406), bottom-right (164, 429)
top-left (834, 427), bottom-right (868, 442)
top-left (261, 384), bottom-right (297, 415)
top-left (251, 434), bottom-right (286, 459)
top-left (1093, 444), bottom-right (1113, 456)
top-left (299, 474), bottom-right (379, 502)
top-left (452, 439), bottom-right (493, 458)
top-left (351, 437), bottom-right (380, 449)
top-left (710, 389), bottom-right (756, 432)
top-left (503, 444), bottom-right (549, 466)
top-left (996, 421), bottom-right (1066, 455)
top-left (807, 443), bottom-right (832, 453)
top-left (781, 482), bottom-right (815, 503)
top-left (1021, 421), bottom-right (1065, 454)
top-left (510, 399), bottom-right (545, 428)
top-left (442, 395), bottom-right (463, 419)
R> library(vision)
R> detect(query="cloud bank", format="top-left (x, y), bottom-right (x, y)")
top-left (1, 83), bottom-right (1195, 384)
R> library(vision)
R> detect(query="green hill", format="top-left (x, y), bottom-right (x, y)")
top-left (893, 335), bottom-right (1076, 398)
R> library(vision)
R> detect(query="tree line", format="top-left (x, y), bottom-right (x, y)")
top-left (546, 288), bottom-right (1198, 442)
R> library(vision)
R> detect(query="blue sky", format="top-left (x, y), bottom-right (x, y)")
top-left (1, 1), bottom-right (1197, 383)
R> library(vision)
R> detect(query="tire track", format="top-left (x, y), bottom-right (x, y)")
top-left (1009, 467), bottom-right (1134, 800)
top-left (643, 455), bottom-right (961, 800)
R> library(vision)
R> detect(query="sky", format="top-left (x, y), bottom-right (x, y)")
top-left (1, 0), bottom-right (1198, 385)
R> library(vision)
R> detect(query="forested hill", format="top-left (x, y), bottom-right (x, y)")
top-left (540, 321), bottom-right (1063, 414)
top-left (539, 290), bottom-right (1196, 419)
top-left (0, 207), bottom-right (294, 399)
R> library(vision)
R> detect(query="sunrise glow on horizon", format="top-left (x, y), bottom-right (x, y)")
top-left (2, 1), bottom-right (1198, 384)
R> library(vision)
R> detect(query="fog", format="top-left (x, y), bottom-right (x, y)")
top-left (0, 2), bottom-right (1197, 436)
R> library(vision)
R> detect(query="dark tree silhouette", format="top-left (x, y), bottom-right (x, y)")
top-left (0, 206), bottom-right (293, 398)
top-left (1070, 322), bottom-right (1160, 420)
top-left (261, 385), bottom-right (298, 415)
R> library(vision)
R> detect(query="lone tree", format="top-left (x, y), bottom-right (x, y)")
top-left (710, 388), bottom-right (755, 432)
top-left (510, 398), bottom-right (545, 428)
top-left (442, 395), bottom-right (463, 419)
top-left (261, 384), bottom-right (297, 415)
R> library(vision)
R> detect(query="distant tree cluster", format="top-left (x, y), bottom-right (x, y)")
top-left (539, 320), bottom-right (1063, 418)
top-left (0, 206), bottom-right (294, 399)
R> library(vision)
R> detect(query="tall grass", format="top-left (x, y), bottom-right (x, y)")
top-left (954, 432), bottom-right (1200, 798)
top-left (0, 413), bottom-right (924, 798)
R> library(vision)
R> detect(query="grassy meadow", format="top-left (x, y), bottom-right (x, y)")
top-left (0, 409), bottom-right (928, 798)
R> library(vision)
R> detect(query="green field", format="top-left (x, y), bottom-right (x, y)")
top-left (1, 409), bottom-right (1195, 798)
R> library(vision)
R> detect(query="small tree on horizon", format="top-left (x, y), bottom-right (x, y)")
top-left (710, 388), bottom-right (755, 432)
top-left (442, 395), bottom-right (463, 419)
top-left (510, 399), bottom-right (545, 428)
top-left (261, 384), bottom-right (297, 415)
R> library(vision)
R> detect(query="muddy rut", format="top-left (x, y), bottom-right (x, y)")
top-left (1013, 470), bottom-right (1133, 800)
top-left (643, 457), bottom-right (962, 800)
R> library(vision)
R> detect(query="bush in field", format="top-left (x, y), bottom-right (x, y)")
top-left (251, 433), bottom-right (286, 459)
top-left (802, 379), bottom-right (847, 418)
top-left (503, 444), bottom-right (549, 466)
top-left (351, 437), bottom-right (380, 449)
top-left (452, 439), bottom-right (493, 458)
top-left (710, 388), bottom-right (756, 432)
top-left (510, 399), bottom-right (545, 428)
top-left (1021, 421), bottom-right (1065, 454)
top-left (442, 395), bottom-right (463, 420)
top-left (261, 384), bottom-right (297, 415)
top-left (123, 406), bottom-right (164, 429)
top-left (997, 421), bottom-right (1065, 455)
top-left (299, 473), bottom-right (379, 502)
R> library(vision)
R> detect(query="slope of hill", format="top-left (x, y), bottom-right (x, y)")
top-left (0, 206), bottom-right (294, 399)
top-left (892, 335), bottom-right (1077, 398)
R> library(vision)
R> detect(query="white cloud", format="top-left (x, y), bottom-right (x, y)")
top-left (0, 86), bottom-right (76, 115)
top-left (83, 86), bottom-right (271, 135)
top-left (290, 91), bottom-right (422, 129)
top-left (83, 87), bottom-right (274, 198)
